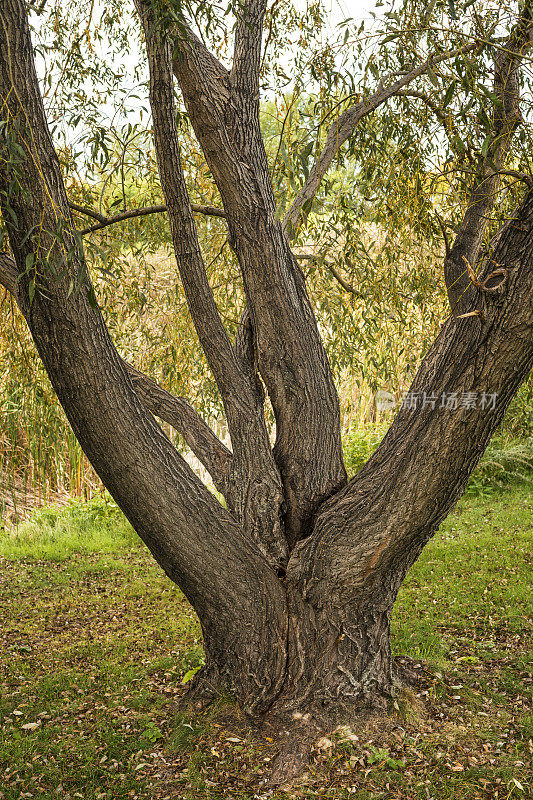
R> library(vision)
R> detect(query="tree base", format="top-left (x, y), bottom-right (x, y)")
top-left (176, 654), bottom-right (430, 787)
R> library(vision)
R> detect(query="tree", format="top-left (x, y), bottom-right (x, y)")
top-left (1, 0), bottom-right (532, 776)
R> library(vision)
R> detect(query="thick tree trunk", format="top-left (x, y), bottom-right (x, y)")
top-left (192, 186), bottom-right (533, 720)
top-left (1, 0), bottom-right (532, 754)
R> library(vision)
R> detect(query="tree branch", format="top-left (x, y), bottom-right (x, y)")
top-left (283, 42), bottom-right (478, 238)
top-left (287, 188), bottom-right (533, 619)
top-left (169, 12), bottom-right (278, 225)
top-left (497, 169), bottom-right (533, 187)
top-left (120, 359), bottom-right (233, 497)
top-left (444, 2), bottom-right (533, 314)
top-left (135, 0), bottom-right (248, 406)
top-left (231, 0), bottom-right (268, 95)
top-left (167, 3), bottom-right (348, 547)
top-left (296, 253), bottom-right (365, 299)
top-left (70, 200), bottom-right (226, 236)
top-left (135, 0), bottom-right (288, 568)
top-left (68, 201), bottom-right (107, 223)
top-left (395, 89), bottom-right (447, 121)
top-left (394, 89), bottom-right (458, 151)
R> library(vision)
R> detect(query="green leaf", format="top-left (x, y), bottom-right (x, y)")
top-left (427, 65), bottom-right (439, 88)
top-left (443, 82), bottom-right (455, 109)
top-left (479, 84), bottom-right (503, 107)
top-left (87, 286), bottom-right (98, 310)
top-left (481, 135), bottom-right (491, 158)
top-left (181, 666), bottom-right (201, 684)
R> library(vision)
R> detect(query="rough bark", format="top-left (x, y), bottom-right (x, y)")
top-left (168, 8), bottom-right (347, 545)
top-left (0, 0), bottom-right (532, 744)
top-left (135, 0), bottom-right (288, 567)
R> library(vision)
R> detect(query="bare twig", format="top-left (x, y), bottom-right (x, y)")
top-left (497, 169), bottom-right (533, 187)
top-left (296, 253), bottom-right (365, 299)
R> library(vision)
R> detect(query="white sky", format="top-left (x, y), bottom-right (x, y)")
top-left (44, 0), bottom-right (380, 150)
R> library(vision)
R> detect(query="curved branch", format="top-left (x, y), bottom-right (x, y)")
top-left (68, 201), bottom-right (107, 223)
top-left (296, 253), bottom-right (365, 299)
top-left (283, 42), bottom-right (478, 238)
top-left (394, 89), bottom-right (458, 152)
top-left (395, 89), bottom-right (447, 121)
top-left (70, 200), bottom-right (226, 236)
top-left (444, 2), bottom-right (533, 314)
top-left (497, 169), bottom-right (533, 187)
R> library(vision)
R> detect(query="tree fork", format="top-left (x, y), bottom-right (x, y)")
top-left (166, 8), bottom-right (348, 545)
top-left (0, 0), bottom-right (290, 709)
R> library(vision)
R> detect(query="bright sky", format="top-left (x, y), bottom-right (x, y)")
top-left (45, 0), bottom-right (381, 149)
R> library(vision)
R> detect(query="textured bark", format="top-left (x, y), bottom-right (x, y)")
top-left (168, 11), bottom-right (348, 545)
top-left (444, 5), bottom-right (533, 314)
top-left (0, 0), bottom-right (532, 741)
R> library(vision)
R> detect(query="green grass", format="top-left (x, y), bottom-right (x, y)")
top-left (0, 487), bottom-right (531, 799)
top-left (0, 495), bottom-right (136, 560)
top-left (392, 487), bottom-right (533, 662)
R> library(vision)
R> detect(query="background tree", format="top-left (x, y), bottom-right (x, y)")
top-left (1, 0), bottom-right (532, 776)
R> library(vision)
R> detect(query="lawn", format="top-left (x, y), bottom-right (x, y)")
top-left (0, 487), bottom-right (531, 799)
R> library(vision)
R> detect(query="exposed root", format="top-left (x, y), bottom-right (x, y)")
top-left (174, 655), bottom-right (432, 788)
top-left (178, 664), bottom-right (222, 712)
top-left (259, 712), bottom-right (318, 789)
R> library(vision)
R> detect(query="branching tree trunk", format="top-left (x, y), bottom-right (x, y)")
top-left (1, 0), bottom-right (532, 765)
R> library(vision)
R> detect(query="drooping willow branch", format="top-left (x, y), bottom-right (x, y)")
top-left (283, 42), bottom-right (479, 238)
